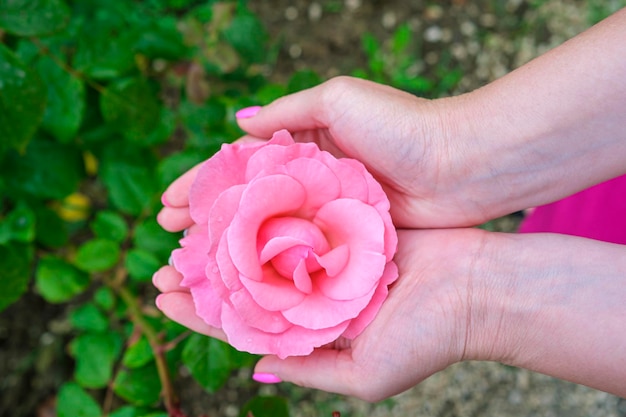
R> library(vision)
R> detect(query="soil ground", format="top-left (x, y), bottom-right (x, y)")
top-left (2, 1), bottom-right (625, 417)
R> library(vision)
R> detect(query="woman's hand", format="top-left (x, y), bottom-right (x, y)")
top-left (155, 218), bottom-right (626, 400)
top-left (154, 227), bottom-right (487, 401)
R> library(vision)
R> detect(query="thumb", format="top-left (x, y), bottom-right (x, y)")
top-left (252, 349), bottom-right (358, 396)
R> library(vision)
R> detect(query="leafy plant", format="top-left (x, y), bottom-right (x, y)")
top-left (352, 23), bottom-right (462, 97)
top-left (0, 1), bottom-right (301, 416)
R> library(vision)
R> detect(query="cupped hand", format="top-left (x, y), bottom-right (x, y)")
top-left (235, 76), bottom-right (498, 228)
top-left (153, 221), bottom-right (487, 401)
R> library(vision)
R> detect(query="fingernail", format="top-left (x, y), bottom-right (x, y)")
top-left (236, 105), bottom-right (262, 119)
top-left (161, 192), bottom-right (172, 208)
top-left (252, 372), bottom-right (281, 384)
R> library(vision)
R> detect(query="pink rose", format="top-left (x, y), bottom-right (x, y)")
top-left (172, 130), bottom-right (398, 359)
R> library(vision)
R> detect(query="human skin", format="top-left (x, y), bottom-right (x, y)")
top-left (154, 8), bottom-right (626, 401)
top-left (229, 7), bottom-right (626, 228)
top-left (154, 229), bottom-right (626, 400)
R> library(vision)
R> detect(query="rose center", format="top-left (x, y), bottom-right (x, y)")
top-left (257, 217), bottom-right (330, 279)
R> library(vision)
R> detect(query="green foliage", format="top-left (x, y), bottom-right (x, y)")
top-left (0, 1), bottom-right (472, 416)
top-left (239, 396), bottom-right (290, 417)
top-left (56, 382), bottom-right (102, 417)
top-left (0, 44), bottom-right (47, 155)
top-left (354, 23), bottom-right (462, 98)
top-left (0, 0), bottom-right (282, 415)
top-left (182, 334), bottom-right (257, 393)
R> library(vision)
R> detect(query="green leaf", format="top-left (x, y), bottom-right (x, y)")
top-left (0, 0), bottom-right (70, 36)
top-left (287, 69), bottom-right (322, 94)
top-left (69, 331), bottom-right (123, 389)
top-left (122, 335), bottom-right (154, 369)
top-left (222, 13), bottom-right (268, 63)
top-left (91, 210), bottom-right (128, 243)
top-left (126, 248), bottom-right (161, 282)
top-left (37, 55), bottom-right (85, 143)
top-left (0, 44), bottom-right (46, 156)
top-left (101, 163), bottom-right (157, 216)
top-left (182, 334), bottom-right (233, 393)
top-left (135, 17), bottom-right (189, 60)
top-left (56, 382), bottom-right (102, 417)
top-left (70, 302), bottom-right (109, 332)
top-left (109, 406), bottom-right (166, 417)
top-left (75, 238), bottom-right (121, 272)
top-left (34, 206), bottom-right (69, 248)
top-left (113, 362), bottom-right (162, 406)
top-left (0, 201), bottom-right (36, 244)
top-left (94, 286), bottom-right (116, 311)
top-left (0, 137), bottom-right (83, 200)
top-left (253, 83), bottom-right (287, 105)
top-left (157, 149), bottom-right (206, 189)
top-left (133, 218), bottom-right (180, 262)
top-left (392, 24), bottom-right (412, 54)
top-left (179, 99), bottom-right (227, 149)
top-left (239, 396), bottom-right (290, 417)
top-left (72, 12), bottom-right (137, 80)
top-left (35, 256), bottom-right (90, 303)
top-left (109, 406), bottom-right (151, 417)
top-left (100, 77), bottom-right (162, 143)
top-left (141, 107), bottom-right (177, 147)
top-left (0, 243), bottom-right (33, 312)
top-left (99, 142), bottom-right (158, 216)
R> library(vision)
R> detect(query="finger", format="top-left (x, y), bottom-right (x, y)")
top-left (162, 163), bottom-right (202, 208)
top-left (152, 265), bottom-right (188, 293)
top-left (157, 207), bottom-right (193, 232)
top-left (156, 292), bottom-right (228, 342)
top-left (253, 349), bottom-right (358, 397)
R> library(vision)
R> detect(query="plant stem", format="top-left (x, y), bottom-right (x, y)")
top-left (113, 270), bottom-right (182, 416)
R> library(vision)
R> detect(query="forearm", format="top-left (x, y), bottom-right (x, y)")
top-left (467, 233), bottom-right (626, 397)
top-left (447, 8), bottom-right (626, 217)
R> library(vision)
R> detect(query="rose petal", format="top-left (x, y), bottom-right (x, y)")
top-left (284, 157), bottom-right (341, 215)
top-left (229, 289), bottom-right (292, 333)
top-left (282, 279), bottom-right (377, 329)
top-left (214, 231), bottom-right (242, 293)
top-left (314, 199), bottom-right (387, 300)
top-left (208, 184), bottom-right (246, 247)
top-left (189, 142), bottom-right (265, 225)
top-left (245, 139), bottom-right (320, 182)
top-left (173, 233), bottom-right (222, 327)
top-left (320, 153), bottom-right (369, 201)
top-left (380, 210), bottom-right (398, 262)
top-left (341, 261), bottom-right (398, 339)
top-left (221, 303), bottom-right (350, 359)
top-left (340, 159), bottom-right (398, 262)
top-left (240, 265), bottom-right (306, 311)
top-left (267, 129), bottom-right (296, 146)
top-left (258, 217), bottom-right (330, 256)
top-left (314, 244), bottom-right (349, 277)
top-left (293, 258), bottom-right (313, 294)
top-left (228, 174), bottom-right (306, 281)
top-left (259, 236), bottom-right (309, 265)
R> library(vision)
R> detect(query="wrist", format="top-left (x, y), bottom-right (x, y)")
top-left (461, 232), bottom-right (626, 396)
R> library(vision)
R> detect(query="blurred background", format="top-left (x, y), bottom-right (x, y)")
top-left (1, 1), bottom-right (625, 416)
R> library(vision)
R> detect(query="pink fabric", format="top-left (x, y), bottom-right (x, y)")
top-left (518, 175), bottom-right (626, 244)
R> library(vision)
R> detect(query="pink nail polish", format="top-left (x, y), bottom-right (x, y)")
top-left (252, 372), bottom-right (281, 384)
top-left (236, 105), bottom-right (262, 119)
